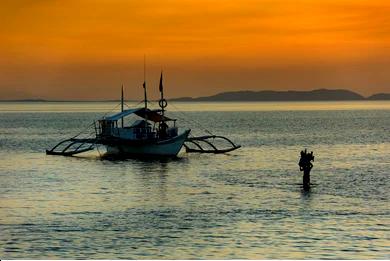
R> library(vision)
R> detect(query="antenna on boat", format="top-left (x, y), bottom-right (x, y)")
top-left (121, 84), bottom-right (124, 128)
top-left (143, 55), bottom-right (148, 109)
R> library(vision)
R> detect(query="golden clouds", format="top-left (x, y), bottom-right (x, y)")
top-left (0, 0), bottom-right (390, 99)
top-left (2, 0), bottom-right (389, 63)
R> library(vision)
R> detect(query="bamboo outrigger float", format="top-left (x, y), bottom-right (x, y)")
top-left (46, 73), bottom-right (240, 158)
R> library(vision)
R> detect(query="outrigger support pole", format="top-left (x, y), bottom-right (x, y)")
top-left (184, 135), bottom-right (241, 154)
top-left (45, 138), bottom-right (96, 156)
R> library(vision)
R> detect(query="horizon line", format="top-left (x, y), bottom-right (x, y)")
top-left (1, 88), bottom-right (389, 102)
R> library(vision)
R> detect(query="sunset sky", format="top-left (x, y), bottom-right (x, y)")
top-left (1, 0), bottom-right (390, 100)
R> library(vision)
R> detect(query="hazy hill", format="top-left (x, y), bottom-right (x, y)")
top-left (2, 89), bottom-right (389, 102)
top-left (367, 93), bottom-right (390, 100)
top-left (172, 89), bottom-right (366, 101)
top-left (0, 98), bottom-right (47, 102)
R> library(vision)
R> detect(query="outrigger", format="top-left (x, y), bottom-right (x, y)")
top-left (46, 73), bottom-right (240, 158)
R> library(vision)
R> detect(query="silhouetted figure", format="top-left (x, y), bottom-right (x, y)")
top-left (159, 121), bottom-right (168, 139)
top-left (299, 149), bottom-right (314, 190)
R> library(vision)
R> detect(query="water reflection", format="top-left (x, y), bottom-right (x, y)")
top-left (1, 105), bottom-right (389, 259)
top-left (300, 188), bottom-right (312, 199)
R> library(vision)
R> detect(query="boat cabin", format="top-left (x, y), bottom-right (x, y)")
top-left (96, 107), bottom-right (177, 141)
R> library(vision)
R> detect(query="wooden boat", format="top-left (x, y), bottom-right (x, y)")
top-left (96, 108), bottom-right (190, 157)
top-left (46, 73), bottom-right (240, 158)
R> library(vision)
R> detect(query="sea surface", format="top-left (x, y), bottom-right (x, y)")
top-left (0, 101), bottom-right (389, 259)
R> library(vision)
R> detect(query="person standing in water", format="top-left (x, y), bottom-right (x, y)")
top-left (299, 149), bottom-right (314, 190)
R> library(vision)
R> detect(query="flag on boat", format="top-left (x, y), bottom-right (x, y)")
top-left (159, 72), bottom-right (163, 93)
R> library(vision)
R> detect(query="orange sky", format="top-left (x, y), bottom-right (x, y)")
top-left (1, 0), bottom-right (390, 100)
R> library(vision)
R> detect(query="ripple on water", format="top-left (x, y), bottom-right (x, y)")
top-left (1, 108), bottom-right (389, 259)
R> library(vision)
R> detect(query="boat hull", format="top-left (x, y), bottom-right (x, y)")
top-left (104, 130), bottom-right (190, 157)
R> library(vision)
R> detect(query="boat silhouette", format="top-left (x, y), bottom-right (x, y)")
top-left (46, 73), bottom-right (240, 158)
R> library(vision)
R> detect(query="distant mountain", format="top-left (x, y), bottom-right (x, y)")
top-left (367, 93), bottom-right (390, 100)
top-left (0, 99), bottom-right (137, 102)
top-left (172, 89), bottom-right (367, 101)
top-left (0, 98), bottom-right (47, 102)
top-left (1, 89), bottom-right (389, 102)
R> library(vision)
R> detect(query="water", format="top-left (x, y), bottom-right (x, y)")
top-left (1, 101), bottom-right (389, 259)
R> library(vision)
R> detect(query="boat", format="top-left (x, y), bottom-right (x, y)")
top-left (46, 73), bottom-right (240, 158)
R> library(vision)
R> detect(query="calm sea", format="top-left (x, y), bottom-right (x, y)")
top-left (1, 101), bottom-right (389, 259)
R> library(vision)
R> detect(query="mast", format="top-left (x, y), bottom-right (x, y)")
top-left (159, 71), bottom-right (165, 116)
top-left (143, 55), bottom-right (148, 109)
top-left (121, 84), bottom-right (124, 128)
top-left (143, 82), bottom-right (147, 109)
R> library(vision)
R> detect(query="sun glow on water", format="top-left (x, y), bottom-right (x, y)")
top-left (0, 103), bottom-right (389, 259)
top-left (0, 101), bottom-right (389, 113)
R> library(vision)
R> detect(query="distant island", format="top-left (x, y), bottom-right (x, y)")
top-left (171, 89), bottom-right (390, 102)
top-left (1, 89), bottom-right (389, 102)
top-left (0, 98), bottom-right (48, 102)
top-left (367, 93), bottom-right (390, 100)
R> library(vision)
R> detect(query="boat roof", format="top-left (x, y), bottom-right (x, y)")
top-left (104, 108), bottom-right (142, 121)
top-left (103, 108), bottom-right (174, 122)
top-left (135, 108), bottom-right (174, 122)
